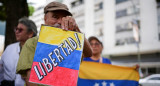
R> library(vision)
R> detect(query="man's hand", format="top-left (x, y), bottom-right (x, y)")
top-left (61, 16), bottom-right (92, 58)
top-left (61, 16), bottom-right (80, 32)
top-left (26, 70), bottom-right (38, 86)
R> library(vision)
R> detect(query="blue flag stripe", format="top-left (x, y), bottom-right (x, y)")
top-left (78, 78), bottom-right (139, 86)
top-left (33, 42), bottom-right (82, 70)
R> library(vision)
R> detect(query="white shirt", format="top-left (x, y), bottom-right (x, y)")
top-left (0, 42), bottom-right (25, 86)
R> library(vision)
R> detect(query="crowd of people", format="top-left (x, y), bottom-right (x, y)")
top-left (0, 1), bottom-right (112, 86)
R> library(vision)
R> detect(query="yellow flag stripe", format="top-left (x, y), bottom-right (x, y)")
top-left (38, 25), bottom-right (84, 51)
top-left (79, 61), bottom-right (139, 81)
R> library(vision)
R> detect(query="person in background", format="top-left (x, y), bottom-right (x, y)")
top-left (0, 17), bottom-right (37, 86)
top-left (16, 2), bottom-right (92, 86)
top-left (83, 36), bottom-right (111, 64)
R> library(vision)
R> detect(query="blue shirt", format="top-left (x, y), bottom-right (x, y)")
top-left (83, 57), bottom-right (111, 64)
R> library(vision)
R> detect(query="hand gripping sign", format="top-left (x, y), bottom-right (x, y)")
top-left (29, 25), bottom-right (84, 86)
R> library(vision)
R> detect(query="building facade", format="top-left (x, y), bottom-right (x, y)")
top-left (69, 0), bottom-right (160, 77)
top-left (30, 0), bottom-right (160, 77)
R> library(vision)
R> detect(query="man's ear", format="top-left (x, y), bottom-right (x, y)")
top-left (28, 32), bottom-right (34, 38)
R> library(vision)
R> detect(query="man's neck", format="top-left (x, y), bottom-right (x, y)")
top-left (20, 41), bottom-right (25, 47)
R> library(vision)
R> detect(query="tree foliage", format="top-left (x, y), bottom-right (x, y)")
top-left (29, 5), bottom-right (35, 16)
top-left (0, 4), bottom-right (6, 21)
top-left (0, 0), bottom-right (29, 48)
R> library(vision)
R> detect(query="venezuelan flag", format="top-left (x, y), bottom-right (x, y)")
top-left (78, 61), bottom-right (139, 86)
top-left (29, 25), bottom-right (84, 86)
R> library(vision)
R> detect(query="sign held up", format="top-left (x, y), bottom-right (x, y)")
top-left (29, 25), bottom-right (84, 86)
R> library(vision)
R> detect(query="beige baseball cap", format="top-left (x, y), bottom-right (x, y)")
top-left (88, 36), bottom-right (103, 47)
top-left (44, 1), bottom-right (72, 16)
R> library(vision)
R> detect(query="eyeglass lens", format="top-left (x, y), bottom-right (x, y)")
top-left (14, 27), bottom-right (23, 33)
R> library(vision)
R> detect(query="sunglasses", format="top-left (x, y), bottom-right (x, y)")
top-left (14, 27), bottom-right (24, 33)
top-left (90, 43), bottom-right (100, 47)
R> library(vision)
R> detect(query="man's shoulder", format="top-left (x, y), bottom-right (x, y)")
top-left (26, 36), bottom-right (38, 43)
top-left (25, 36), bottom-right (38, 46)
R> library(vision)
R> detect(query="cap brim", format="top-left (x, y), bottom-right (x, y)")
top-left (88, 36), bottom-right (103, 46)
top-left (46, 8), bottom-right (72, 16)
top-left (88, 36), bottom-right (100, 43)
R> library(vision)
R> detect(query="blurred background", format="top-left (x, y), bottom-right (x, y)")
top-left (0, 0), bottom-right (160, 78)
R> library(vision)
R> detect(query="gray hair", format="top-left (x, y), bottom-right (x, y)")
top-left (18, 17), bottom-right (37, 37)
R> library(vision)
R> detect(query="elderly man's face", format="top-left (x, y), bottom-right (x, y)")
top-left (44, 11), bottom-right (68, 28)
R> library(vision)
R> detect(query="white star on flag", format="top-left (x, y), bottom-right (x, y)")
top-left (102, 81), bottom-right (107, 86)
top-left (94, 83), bottom-right (99, 86)
top-left (110, 82), bottom-right (115, 86)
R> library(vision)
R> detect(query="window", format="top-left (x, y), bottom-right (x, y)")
top-left (116, 5), bottom-right (140, 18)
top-left (115, 37), bottom-right (136, 46)
top-left (116, 9), bottom-right (127, 18)
top-left (157, 2), bottom-right (160, 40)
top-left (116, 0), bottom-right (128, 4)
top-left (95, 2), bottom-right (103, 11)
top-left (99, 2), bottom-right (103, 9)
top-left (149, 77), bottom-right (160, 80)
top-left (148, 68), bottom-right (156, 75)
top-left (157, 0), bottom-right (160, 8)
top-left (127, 6), bottom-right (139, 15)
top-left (116, 22), bottom-right (132, 33)
top-left (116, 20), bottom-right (140, 33)
top-left (71, 0), bottom-right (84, 8)
top-left (126, 37), bottom-right (135, 44)
top-left (71, 2), bottom-right (76, 7)
top-left (115, 39), bottom-right (125, 46)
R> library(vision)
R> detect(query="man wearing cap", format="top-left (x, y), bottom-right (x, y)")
top-left (0, 17), bottom-right (37, 86)
top-left (83, 36), bottom-right (111, 64)
top-left (16, 1), bottom-right (92, 86)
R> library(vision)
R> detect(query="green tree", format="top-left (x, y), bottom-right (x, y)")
top-left (0, 4), bottom-right (6, 21)
top-left (29, 5), bottom-right (35, 16)
top-left (0, 0), bottom-right (29, 48)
